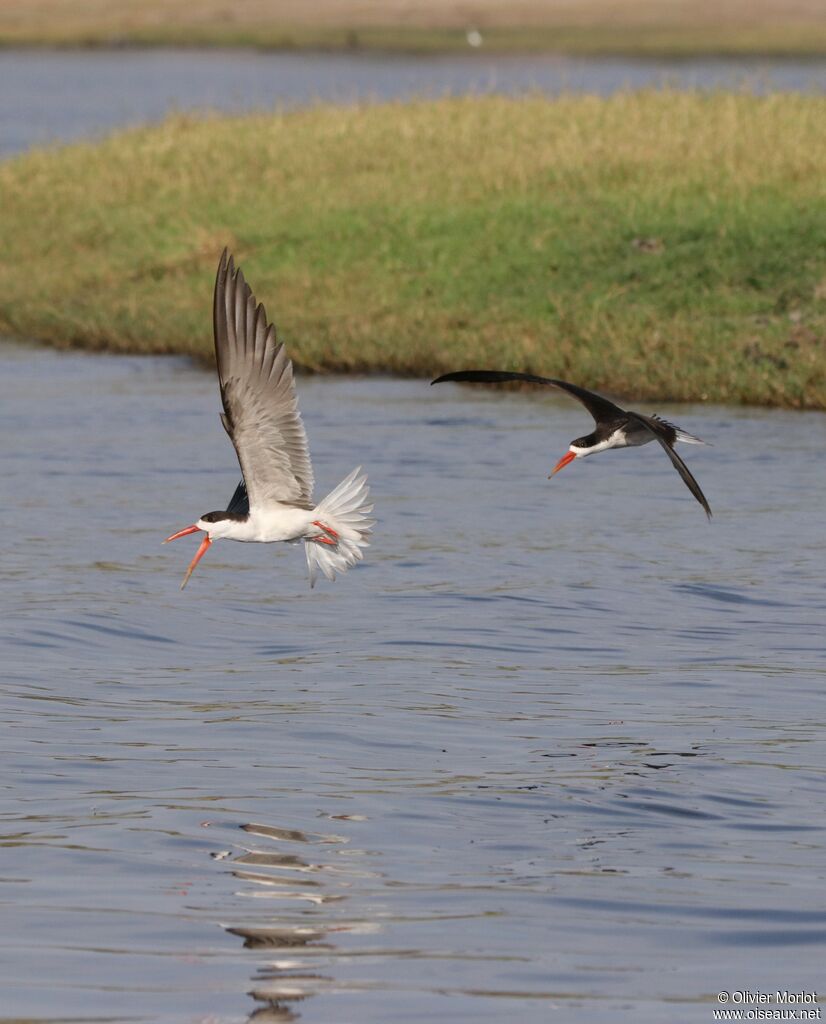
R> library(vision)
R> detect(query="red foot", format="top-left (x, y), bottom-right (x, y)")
top-left (312, 520), bottom-right (339, 539)
top-left (312, 535), bottom-right (337, 546)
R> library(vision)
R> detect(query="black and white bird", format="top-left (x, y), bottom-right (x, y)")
top-left (165, 250), bottom-right (375, 589)
top-left (431, 370), bottom-right (711, 518)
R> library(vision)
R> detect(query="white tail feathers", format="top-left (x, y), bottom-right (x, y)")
top-left (304, 468), bottom-right (375, 588)
top-left (674, 428), bottom-right (708, 446)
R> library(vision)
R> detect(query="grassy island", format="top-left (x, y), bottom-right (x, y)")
top-left (1, 92), bottom-right (824, 408)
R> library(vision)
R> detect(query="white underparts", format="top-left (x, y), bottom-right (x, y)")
top-left (571, 427), bottom-right (645, 458)
top-left (195, 469), bottom-right (374, 588)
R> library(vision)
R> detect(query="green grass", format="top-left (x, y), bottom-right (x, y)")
top-left (1, 93), bottom-right (825, 407)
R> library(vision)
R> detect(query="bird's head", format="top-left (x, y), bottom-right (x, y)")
top-left (196, 510), bottom-right (240, 539)
top-left (549, 434), bottom-right (594, 477)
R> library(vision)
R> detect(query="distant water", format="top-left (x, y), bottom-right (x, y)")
top-left (2, 339), bottom-right (825, 1022)
top-left (1, 47), bottom-right (824, 155)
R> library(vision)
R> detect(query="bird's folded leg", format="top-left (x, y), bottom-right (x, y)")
top-left (312, 520), bottom-right (339, 539)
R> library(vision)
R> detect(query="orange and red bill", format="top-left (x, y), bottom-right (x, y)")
top-left (549, 450), bottom-right (576, 478)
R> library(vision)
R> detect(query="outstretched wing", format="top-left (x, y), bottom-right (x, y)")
top-left (431, 369), bottom-right (626, 424)
top-left (213, 250), bottom-right (314, 511)
top-left (627, 412), bottom-right (712, 519)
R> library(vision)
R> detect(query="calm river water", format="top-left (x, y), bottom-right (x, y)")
top-left (2, 340), bottom-right (825, 1022)
top-left (1, 47), bottom-right (825, 155)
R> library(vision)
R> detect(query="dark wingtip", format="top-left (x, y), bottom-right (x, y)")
top-left (217, 247), bottom-right (231, 280)
top-left (214, 250), bottom-right (227, 312)
top-left (429, 369), bottom-right (557, 390)
top-left (431, 370), bottom-right (475, 386)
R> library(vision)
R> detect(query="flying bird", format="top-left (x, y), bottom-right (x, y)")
top-left (165, 250), bottom-right (375, 588)
top-left (431, 370), bottom-right (711, 518)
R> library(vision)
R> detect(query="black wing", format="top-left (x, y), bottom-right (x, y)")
top-left (226, 479), bottom-right (249, 516)
top-left (627, 412), bottom-right (712, 519)
top-left (431, 369), bottom-right (626, 424)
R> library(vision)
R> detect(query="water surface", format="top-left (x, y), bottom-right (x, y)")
top-left (2, 47), bottom-right (824, 156)
top-left (2, 340), bottom-right (825, 1021)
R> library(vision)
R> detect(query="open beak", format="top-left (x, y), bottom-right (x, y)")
top-left (549, 450), bottom-right (577, 478)
top-left (163, 525), bottom-right (212, 590)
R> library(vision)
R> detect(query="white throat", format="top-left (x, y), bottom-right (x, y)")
top-left (571, 428), bottom-right (629, 458)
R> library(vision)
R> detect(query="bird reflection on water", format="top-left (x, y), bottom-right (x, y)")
top-left (224, 820), bottom-right (365, 1022)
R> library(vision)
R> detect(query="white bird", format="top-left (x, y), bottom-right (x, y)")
top-left (165, 250), bottom-right (375, 589)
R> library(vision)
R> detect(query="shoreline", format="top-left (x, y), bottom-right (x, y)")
top-left (4, 40), bottom-right (826, 61)
top-left (3, 36), bottom-right (826, 61)
top-left (2, 93), bottom-right (824, 411)
top-left (4, 334), bottom-right (823, 416)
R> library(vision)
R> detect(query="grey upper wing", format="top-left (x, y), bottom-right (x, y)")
top-left (626, 412), bottom-right (712, 519)
top-left (214, 250), bottom-right (314, 510)
top-left (431, 369), bottom-right (626, 424)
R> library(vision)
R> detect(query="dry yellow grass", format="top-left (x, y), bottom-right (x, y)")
top-left (1, 92), bottom-right (825, 406)
top-left (1, 0), bottom-right (826, 54)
